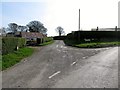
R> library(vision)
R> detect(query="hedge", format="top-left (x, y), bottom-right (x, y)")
top-left (43, 37), bottom-right (53, 42)
top-left (53, 36), bottom-right (66, 40)
top-left (66, 31), bottom-right (120, 42)
top-left (17, 38), bottom-right (26, 48)
top-left (2, 37), bottom-right (26, 55)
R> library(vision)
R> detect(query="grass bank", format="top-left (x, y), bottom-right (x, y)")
top-left (0, 55), bottom-right (2, 70)
top-left (39, 40), bottom-right (54, 46)
top-left (64, 39), bottom-right (120, 48)
top-left (2, 47), bottom-right (34, 70)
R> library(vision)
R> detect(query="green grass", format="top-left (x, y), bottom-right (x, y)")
top-left (39, 40), bottom-right (54, 46)
top-left (75, 42), bottom-right (120, 48)
top-left (2, 47), bottom-right (34, 70)
top-left (0, 55), bottom-right (2, 70)
top-left (64, 39), bottom-right (120, 48)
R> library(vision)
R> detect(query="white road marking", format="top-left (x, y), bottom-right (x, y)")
top-left (63, 55), bottom-right (66, 58)
top-left (57, 49), bottom-right (61, 52)
top-left (49, 71), bottom-right (61, 79)
top-left (82, 57), bottom-right (86, 59)
top-left (63, 51), bottom-right (67, 52)
top-left (56, 45), bottom-right (58, 48)
top-left (61, 46), bottom-right (63, 48)
top-left (63, 47), bottom-right (67, 49)
top-left (71, 61), bottom-right (76, 66)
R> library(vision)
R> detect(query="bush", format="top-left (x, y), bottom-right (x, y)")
top-left (43, 37), bottom-right (53, 42)
top-left (17, 38), bottom-right (26, 48)
top-left (53, 36), bottom-right (66, 40)
top-left (2, 37), bottom-right (26, 55)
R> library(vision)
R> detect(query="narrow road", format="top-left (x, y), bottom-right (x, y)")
top-left (2, 40), bottom-right (118, 88)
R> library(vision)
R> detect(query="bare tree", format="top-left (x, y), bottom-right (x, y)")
top-left (56, 26), bottom-right (64, 36)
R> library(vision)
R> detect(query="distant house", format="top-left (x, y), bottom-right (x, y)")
top-left (6, 31), bottom-right (47, 45)
top-left (21, 32), bottom-right (43, 40)
top-left (98, 28), bottom-right (120, 31)
top-left (91, 28), bottom-right (120, 31)
top-left (20, 32), bottom-right (46, 45)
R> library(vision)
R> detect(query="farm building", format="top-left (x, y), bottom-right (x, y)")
top-left (20, 32), bottom-right (47, 45)
top-left (91, 27), bottom-right (120, 31)
top-left (6, 31), bottom-right (47, 45)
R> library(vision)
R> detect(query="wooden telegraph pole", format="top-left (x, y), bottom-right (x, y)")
top-left (78, 9), bottom-right (80, 41)
top-left (78, 9), bottom-right (80, 31)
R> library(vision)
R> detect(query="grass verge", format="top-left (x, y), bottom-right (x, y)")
top-left (64, 39), bottom-right (120, 48)
top-left (0, 55), bottom-right (2, 70)
top-left (39, 40), bottom-right (54, 46)
top-left (2, 47), bottom-right (34, 70)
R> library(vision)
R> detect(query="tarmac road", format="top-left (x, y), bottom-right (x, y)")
top-left (2, 40), bottom-right (118, 88)
top-left (53, 46), bottom-right (118, 88)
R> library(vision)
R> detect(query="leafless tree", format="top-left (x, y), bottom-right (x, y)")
top-left (56, 26), bottom-right (64, 36)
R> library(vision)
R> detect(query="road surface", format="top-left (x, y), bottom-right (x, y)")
top-left (2, 40), bottom-right (118, 88)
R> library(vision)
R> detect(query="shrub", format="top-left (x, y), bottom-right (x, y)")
top-left (43, 37), bottom-right (53, 42)
top-left (17, 38), bottom-right (26, 48)
top-left (2, 37), bottom-right (26, 55)
top-left (53, 36), bottom-right (66, 40)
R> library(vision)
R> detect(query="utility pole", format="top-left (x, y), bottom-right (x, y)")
top-left (78, 9), bottom-right (81, 41)
top-left (78, 9), bottom-right (80, 31)
top-left (115, 26), bottom-right (117, 31)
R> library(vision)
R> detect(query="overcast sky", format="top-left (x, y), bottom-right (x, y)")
top-left (1, 0), bottom-right (119, 36)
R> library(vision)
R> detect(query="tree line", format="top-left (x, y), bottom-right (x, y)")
top-left (1, 20), bottom-right (65, 36)
top-left (1, 20), bottom-right (47, 35)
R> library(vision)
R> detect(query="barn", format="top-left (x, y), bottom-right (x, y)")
top-left (20, 32), bottom-right (46, 45)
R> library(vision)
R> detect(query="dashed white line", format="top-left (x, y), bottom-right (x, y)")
top-left (82, 57), bottom-right (86, 59)
top-left (61, 46), bottom-right (63, 48)
top-left (63, 51), bottom-right (67, 52)
top-left (71, 61), bottom-right (76, 66)
top-left (48, 71), bottom-right (61, 79)
top-left (63, 55), bottom-right (66, 58)
top-left (57, 49), bottom-right (61, 52)
top-left (63, 47), bottom-right (67, 49)
top-left (56, 45), bottom-right (58, 48)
